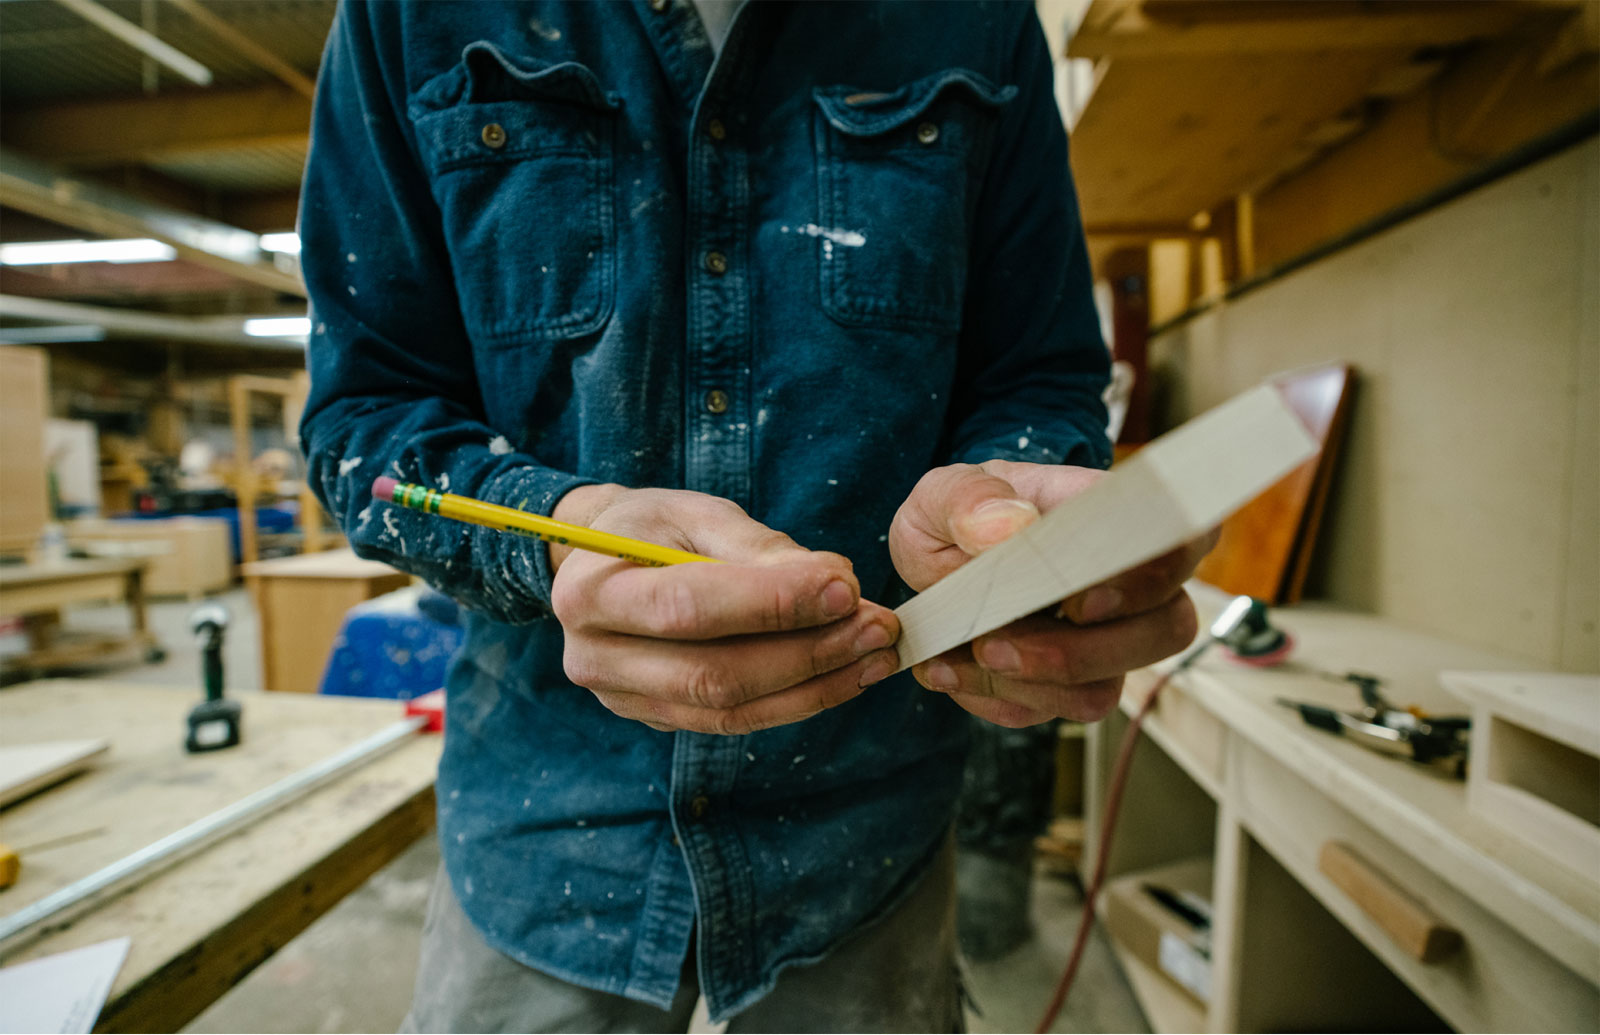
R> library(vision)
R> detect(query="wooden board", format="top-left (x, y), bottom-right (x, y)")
top-left (1194, 363), bottom-right (1353, 603)
top-left (0, 345), bottom-right (49, 557)
top-left (0, 680), bottom-right (440, 1033)
top-left (0, 738), bottom-right (108, 807)
top-left (893, 384), bottom-right (1316, 669)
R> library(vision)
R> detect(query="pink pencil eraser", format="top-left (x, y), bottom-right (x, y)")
top-left (372, 476), bottom-right (399, 501)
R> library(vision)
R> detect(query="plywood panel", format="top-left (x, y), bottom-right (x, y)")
top-left (0, 345), bottom-right (49, 556)
top-left (1149, 139), bottom-right (1598, 671)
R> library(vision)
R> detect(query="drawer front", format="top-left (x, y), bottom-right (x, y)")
top-left (1232, 738), bottom-right (1600, 1031)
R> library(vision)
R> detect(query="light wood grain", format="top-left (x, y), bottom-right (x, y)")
top-left (0, 738), bottom-right (108, 807)
top-left (0, 680), bottom-right (439, 1033)
top-left (893, 385), bottom-right (1316, 669)
top-left (1150, 139), bottom-right (1599, 672)
top-left (0, 345), bottom-right (49, 557)
top-left (1318, 840), bottom-right (1462, 963)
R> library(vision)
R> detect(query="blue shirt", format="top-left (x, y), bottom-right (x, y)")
top-left (299, 0), bottom-right (1109, 1020)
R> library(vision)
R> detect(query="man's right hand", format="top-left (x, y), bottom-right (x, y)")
top-left (548, 485), bottom-right (901, 735)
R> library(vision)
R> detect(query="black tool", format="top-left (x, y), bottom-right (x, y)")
top-left (186, 602), bottom-right (242, 753)
top-left (1277, 671), bottom-right (1470, 776)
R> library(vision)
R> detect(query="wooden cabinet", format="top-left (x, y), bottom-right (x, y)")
top-left (1087, 584), bottom-right (1600, 1031)
top-left (242, 549), bottom-right (409, 693)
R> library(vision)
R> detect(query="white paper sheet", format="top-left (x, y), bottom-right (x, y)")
top-left (0, 937), bottom-right (131, 1034)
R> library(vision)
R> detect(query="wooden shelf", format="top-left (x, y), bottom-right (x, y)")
top-left (1064, 0), bottom-right (1599, 276)
top-left (1086, 583), bottom-right (1600, 1031)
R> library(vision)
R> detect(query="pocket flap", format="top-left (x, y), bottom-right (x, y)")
top-left (411, 41), bottom-right (622, 115)
top-left (812, 68), bottom-right (1015, 138)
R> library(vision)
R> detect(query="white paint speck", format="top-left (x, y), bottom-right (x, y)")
top-left (1018, 436), bottom-right (1030, 449)
top-left (464, 877), bottom-right (474, 895)
top-left (315, 322), bottom-right (326, 335)
top-left (781, 223), bottom-right (866, 247)
top-left (756, 408), bottom-right (769, 427)
top-left (826, 479), bottom-right (838, 486)
top-left (792, 754), bottom-right (807, 765)
top-left (347, 285), bottom-right (357, 296)
top-left (439, 473), bottom-right (450, 491)
top-left (347, 252), bottom-right (357, 263)
top-left (337, 456), bottom-right (363, 476)
top-left (564, 881), bottom-right (572, 895)
top-left (488, 435), bottom-right (513, 455)
top-left (529, 18), bottom-right (561, 40)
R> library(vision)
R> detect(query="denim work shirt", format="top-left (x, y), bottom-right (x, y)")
top-left (299, 0), bottom-right (1109, 1020)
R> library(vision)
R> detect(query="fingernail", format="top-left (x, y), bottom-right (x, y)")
top-left (853, 622), bottom-right (892, 655)
top-left (1075, 586), bottom-right (1122, 624)
top-left (821, 579), bottom-right (855, 618)
top-left (966, 499), bottom-right (1040, 546)
top-left (859, 651), bottom-right (897, 687)
top-left (978, 639), bottom-right (1021, 674)
top-left (925, 661), bottom-right (958, 691)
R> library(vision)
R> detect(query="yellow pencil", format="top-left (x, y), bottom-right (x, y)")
top-left (371, 477), bottom-right (719, 567)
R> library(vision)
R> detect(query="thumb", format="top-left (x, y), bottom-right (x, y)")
top-left (891, 465), bottom-right (1040, 590)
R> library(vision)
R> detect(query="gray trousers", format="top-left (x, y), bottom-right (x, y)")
top-left (401, 835), bottom-right (963, 1033)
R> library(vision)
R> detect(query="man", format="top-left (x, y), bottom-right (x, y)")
top-left (299, 2), bottom-right (1209, 1030)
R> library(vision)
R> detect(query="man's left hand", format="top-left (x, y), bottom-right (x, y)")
top-left (888, 459), bottom-right (1218, 727)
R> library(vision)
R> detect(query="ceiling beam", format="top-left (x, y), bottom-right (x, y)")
top-left (0, 148), bottom-right (304, 297)
top-left (0, 84), bottom-right (309, 167)
top-left (219, 191), bottom-right (302, 234)
top-left (1068, 2), bottom-right (1526, 58)
top-left (163, 0), bottom-right (316, 98)
top-left (0, 294), bottom-right (304, 352)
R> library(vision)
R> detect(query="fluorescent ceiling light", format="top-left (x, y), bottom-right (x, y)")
top-left (258, 232), bottom-right (302, 255)
top-left (0, 238), bottom-right (177, 265)
top-left (243, 316), bottom-right (311, 339)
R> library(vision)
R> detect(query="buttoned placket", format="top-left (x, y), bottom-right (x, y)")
top-left (634, 0), bottom-right (768, 1013)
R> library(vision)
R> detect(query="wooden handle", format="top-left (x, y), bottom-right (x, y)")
top-left (1319, 841), bottom-right (1461, 963)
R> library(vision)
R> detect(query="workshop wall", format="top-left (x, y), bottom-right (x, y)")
top-left (1151, 137), bottom-right (1599, 673)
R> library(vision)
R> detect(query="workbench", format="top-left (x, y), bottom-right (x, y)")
top-left (0, 680), bottom-right (440, 1032)
top-left (0, 559), bottom-right (160, 678)
top-left (1086, 584), bottom-right (1600, 1031)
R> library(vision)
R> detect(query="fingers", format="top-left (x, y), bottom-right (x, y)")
top-left (1058, 527), bottom-right (1220, 625)
top-left (967, 594), bottom-right (1198, 686)
top-left (587, 655), bottom-right (890, 735)
top-left (909, 592), bottom-right (1198, 724)
top-left (564, 602), bottom-right (901, 708)
top-left (889, 464), bottom-right (1040, 591)
top-left (554, 554), bottom-right (864, 640)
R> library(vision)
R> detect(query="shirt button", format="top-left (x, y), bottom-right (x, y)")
top-left (704, 389), bottom-right (730, 415)
top-left (704, 250), bottom-right (728, 275)
top-left (690, 795), bottom-right (710, 820)
top-left (916, 121), bottom-right (939, 145)
top-left (707, 118), bottom-right (727, 141)
top-left (481, 122), bottom-right (507, 149)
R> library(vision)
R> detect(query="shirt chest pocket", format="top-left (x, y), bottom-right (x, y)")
top-left (411, 43), bottom-right (621, 348)
top-left (811, 70), bottom-right (1016, 334)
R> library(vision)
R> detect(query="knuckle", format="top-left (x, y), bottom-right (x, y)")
top-left (681, 661), bottom-right (741, 710)
top-left (648, 578), bottom-right (703, 638)
top-left (549, 575), bottom-right (585, 627)
top-left (562, 644), bottom-right (599, 690)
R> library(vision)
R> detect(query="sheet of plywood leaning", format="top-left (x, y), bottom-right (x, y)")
top-left (893, 383), bottom-right (1318, 670)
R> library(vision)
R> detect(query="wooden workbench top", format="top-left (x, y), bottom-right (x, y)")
top-left (0, 680), bottom-right (441, 1032)
top-left (0, 557), bottom-right (148, 587)
top-left (239, 547), bottom-right (399, 580)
